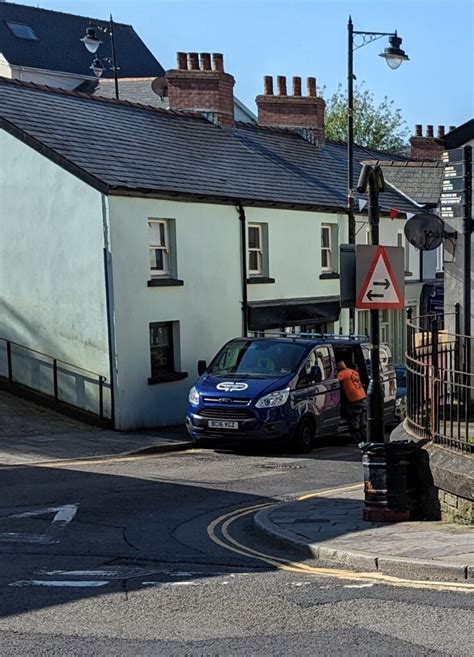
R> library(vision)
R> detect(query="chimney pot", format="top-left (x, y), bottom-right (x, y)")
top-left (188, 52), bottom-right (199, 70)
top-left (292, 76), bottom-right (302, 96)
top-left (176, 52), bottom-right (187, 70)
top-left (415, 124), bottom-right (422, 136)
top-left (449, 125), bottom-right (456, 132)
top-left (263, 75), bottom-right (273, 95)
top-left (277, 75), bottom-right (287, 96)
top-left (437, 125), bottom-right (445, 138)
top-left (212, 53), bottom-right (224, 72)
top-left (200, 52), bottom-right (211, 71)
top-left (426, 125), bottom-right (434, 138)
top-left (307, 77), bottom-right (316, 97)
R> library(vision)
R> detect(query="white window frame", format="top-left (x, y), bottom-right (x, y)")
top-left (149, 219), bottom-right (170, 277)
top-left (321, 224), bottom-right (333, 272)
top-left (248, 223), bottom-right (264, 276)
top-left (397, 230), bottom-right (410, 273)
top-left (436, 243), bottom-right (444, 273)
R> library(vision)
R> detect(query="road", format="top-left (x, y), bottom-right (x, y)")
top-left (0, 440), bottom-right (472, 656)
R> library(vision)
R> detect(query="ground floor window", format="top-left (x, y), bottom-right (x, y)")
top-left (150, 323), bottom-right (174, 375)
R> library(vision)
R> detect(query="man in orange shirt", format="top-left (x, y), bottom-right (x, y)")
top-left (337, 360), bottom-right (367, 443)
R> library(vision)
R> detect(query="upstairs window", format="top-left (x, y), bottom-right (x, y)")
top-left (321, 225), bottom-right (332, 271)
top-left (248, 223), bottom-right (264, 276)
top-left (6, 22), bottom-right (38, 40)
top-left (149, 220), bottom-right (170, 277)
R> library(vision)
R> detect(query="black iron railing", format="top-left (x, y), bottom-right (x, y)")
top-left (0, 338), bottom-right (110, 420)
top-left (406, 308), bottom-right (473, 454)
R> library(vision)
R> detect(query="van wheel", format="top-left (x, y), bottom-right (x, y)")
top-left (292, 418), bottom-right (315, 454)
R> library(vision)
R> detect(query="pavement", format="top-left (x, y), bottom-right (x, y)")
top-left (0, 389), bottom-right (192, 466)
top-left (253, 486), bottom-right (474, 583)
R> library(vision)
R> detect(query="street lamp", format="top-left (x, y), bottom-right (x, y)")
top-left (81, 15), bottom-right (119, 100)
top-left (347, 16), bottom-right (409, 332)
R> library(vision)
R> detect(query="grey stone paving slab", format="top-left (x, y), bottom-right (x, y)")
top-left (0, 389), bottom-right (192, 465)
top-left (254, 487), bottom-right (474, 582)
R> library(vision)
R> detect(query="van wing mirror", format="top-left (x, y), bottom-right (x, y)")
top-left (197, 360), bottom-right (207, 376)
top-left (310, 366), bottom-right (322, 384)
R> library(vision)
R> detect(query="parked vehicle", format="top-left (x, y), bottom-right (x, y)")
top-left (394, 364), bottom-right (407, 422)
top-left (186, 334), bottom-right (397, 452)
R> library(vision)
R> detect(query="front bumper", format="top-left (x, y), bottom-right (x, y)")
top-left (186, 410), bottom-right (291, 442)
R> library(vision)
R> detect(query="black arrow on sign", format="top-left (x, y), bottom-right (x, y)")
top-left (367, 290), bottom-right (385, 301)
top-left (373, 278), bottom-right (391, 289)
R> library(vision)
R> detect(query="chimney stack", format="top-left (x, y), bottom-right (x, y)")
top-left (409, 124), bottom-right (445, 161)
top-left (255, 75), bottom-right (326, 145)
top-left (165, 52), bottom-right (235, 128)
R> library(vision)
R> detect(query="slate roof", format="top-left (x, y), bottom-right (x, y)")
top-left (79, 77), bottom-right (168, 108)
top-left (364, 160), bottom-right (444, 206)
top-left (0, 76), bottom-right (420, 214)
top-left (0, 2), bottom-right (163, 78)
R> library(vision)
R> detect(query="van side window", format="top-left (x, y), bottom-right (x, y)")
top-left (298, 346), bottom-right (332, 387)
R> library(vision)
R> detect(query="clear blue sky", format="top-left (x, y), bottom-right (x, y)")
top-left (18, 0), bottom-right (474, 132)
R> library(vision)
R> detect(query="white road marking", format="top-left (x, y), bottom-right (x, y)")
top-left (343, 583), bottom-right (375, 589)
top-left (0, 504), bottom-right (79, 544)
top-left (9, 580), bottom-right (109, 588)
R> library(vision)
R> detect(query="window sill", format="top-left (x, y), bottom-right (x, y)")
top-left (247, 277), bottom-right (275, 284)
top-left (319, 272), bottom-right (340, 280)
top-left (404, 271), bottom-right (413, 277)
top-left (148, 371), bottom-right (188, 385)
top-left (148, 278), bottom-right (184, 287)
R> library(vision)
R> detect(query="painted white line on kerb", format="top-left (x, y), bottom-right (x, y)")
top-left (9, 580), bottom-right (109, 588)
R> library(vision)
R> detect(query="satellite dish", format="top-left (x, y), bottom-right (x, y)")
top-left (404, 213), bottom-right (445, 251)
top-left (151, 76), bottom-right (168, 99)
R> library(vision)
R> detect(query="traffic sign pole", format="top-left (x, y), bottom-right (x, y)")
top-left (356, 164), bottom-right (386, 443)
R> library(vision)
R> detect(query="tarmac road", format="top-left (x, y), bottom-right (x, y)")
top-left (1, 441), bottom-right (472, 656)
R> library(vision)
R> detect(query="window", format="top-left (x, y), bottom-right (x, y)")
top-left (321, 224), bottom-right (339, 274)
top-left (148, 322), bottom-right (187, 384)
top-left (150, 323), bottom-right (174, 374)
top-left (248, 224), bottom-right (264, 275)
top-left (397, 231), bottom-right (410, 274)
top-left (357, 310), bottom-right (370, 336)
top-left (380, 310), bottom-right (390, 344)
top-left (149, 220), bottom-right (170, 276)
top-left (365, 226), bottom-right (371, 245)
top-left (6, 22), bottom-right (38, 40)
top-left (321, 225), bottom-right (332, 271)
top-left (436, 243), bottom-right (444, 273)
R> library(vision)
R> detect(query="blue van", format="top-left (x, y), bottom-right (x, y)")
top-left (186, 334), bottom-right (397, 452)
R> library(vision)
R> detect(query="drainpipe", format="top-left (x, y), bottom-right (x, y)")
top-left (101, 194), bottom-right (117, 428)
top-left (237, 202), bottom-right (249, 336)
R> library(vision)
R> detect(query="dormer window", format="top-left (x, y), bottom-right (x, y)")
top-left (6, 22), bottom-right (38, 41)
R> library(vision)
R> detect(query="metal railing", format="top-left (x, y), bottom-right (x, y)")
top-left (0, 338), bottom-right (110, 421)
top-left (406, 307), bottom-right (473, 453)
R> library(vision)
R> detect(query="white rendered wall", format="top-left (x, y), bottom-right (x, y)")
top-left (0, 130), bottom-right (110, 415)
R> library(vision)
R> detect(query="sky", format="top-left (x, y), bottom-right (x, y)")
top-left (15, 0), bottom-right (474, 133)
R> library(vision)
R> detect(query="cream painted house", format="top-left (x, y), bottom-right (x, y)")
top-left (0, 72), bottom-right (431, 429)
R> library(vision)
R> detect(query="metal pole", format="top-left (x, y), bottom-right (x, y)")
top-left (347, 16), bottom-right (355, 334)
top-left (366, 167), bottom-right (385, 442)
top-left (238, 202), bottom-right (249, 336)
top-left (462, 146), bottom-right (472, 366)
top-left (110, 14), bottom-right (119, 100)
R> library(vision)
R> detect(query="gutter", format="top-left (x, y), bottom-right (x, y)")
top-left (237, 202), bottom-right (249, 336)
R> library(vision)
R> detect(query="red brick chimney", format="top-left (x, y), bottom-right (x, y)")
top-left (256, 75), bottom-right (325, 145)
top-left (409, 124), bottom-right (445, 160)
top-left (165, 52), bottom-right (235, 128)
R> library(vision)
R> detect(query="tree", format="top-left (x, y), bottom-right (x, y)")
top-left (323, 83), bottom-right (410, 154)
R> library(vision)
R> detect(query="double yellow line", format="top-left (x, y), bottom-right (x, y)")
top-left (207, 484), bottom-right (474, 593)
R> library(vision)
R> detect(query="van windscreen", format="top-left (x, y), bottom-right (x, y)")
top-left (208, 340), bottom-right (306, 378)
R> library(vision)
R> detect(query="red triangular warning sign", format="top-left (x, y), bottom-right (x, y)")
top-left (356, 246), bottom-right (404, 309)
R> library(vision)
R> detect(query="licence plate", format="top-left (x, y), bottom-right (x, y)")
top-left (208, 420), bottom-right (239, 430)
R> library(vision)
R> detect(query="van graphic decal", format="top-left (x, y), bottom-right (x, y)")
top-left (216, 382), bottom-right (249, 392)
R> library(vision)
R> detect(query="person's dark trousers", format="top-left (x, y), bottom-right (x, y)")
top-left (347, 399), bottom-right (367, 443)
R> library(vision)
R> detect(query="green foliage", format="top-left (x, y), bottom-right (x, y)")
top-left (323, 83), bottom-right (410, 154)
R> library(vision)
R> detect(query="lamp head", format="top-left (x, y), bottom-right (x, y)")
top-left (379, 32), bottom-right (409, 70)
top-left (81, 27), bottom-right (102, 54)
top-left (90, 57), bottom-right (105, 78)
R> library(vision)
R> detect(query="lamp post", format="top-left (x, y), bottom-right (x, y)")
top-left (81, 14), bottom-right (119, 99)
top-left (356, 164), bottom-right (386, 442)
top-left (347, 16), bottom-right (409, 332)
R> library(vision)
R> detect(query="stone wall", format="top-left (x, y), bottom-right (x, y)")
top-left (438, 490), bottom-right (473, 525)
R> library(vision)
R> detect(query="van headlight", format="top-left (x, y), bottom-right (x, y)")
top-left (188, 386), bottom-right (200, 406)
top-left (255, 388), bottom-right (290, 409)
